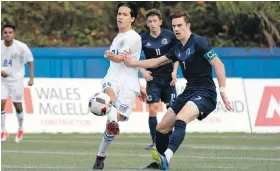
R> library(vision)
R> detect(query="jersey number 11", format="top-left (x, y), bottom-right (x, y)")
top-left (155, 48), bottom-right (161, 56)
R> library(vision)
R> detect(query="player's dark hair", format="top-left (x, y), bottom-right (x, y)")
top-left (169, 11), bottom-right (191, 24)
top-left (117, 1), bottom-right (139, 21)
top-left (1, 24), bottom-right (15, 32)
top-left (146, 8), bottom-right (162, 20)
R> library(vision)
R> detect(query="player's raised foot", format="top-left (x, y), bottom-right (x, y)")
top-left (15, 130), bottom-right (24, 143)
top-left (145, 143), bottom-right (155, 150)
top-left (152, 148), bottom-right (169, 170)
top-left (106, 121), bottom-right (120, 135)
top-left (93, 156), bottom-right (106, 170)
top-left (141, 161), bottom-right (160, 169)
top-left (1, 132), bottom-right (8, 142)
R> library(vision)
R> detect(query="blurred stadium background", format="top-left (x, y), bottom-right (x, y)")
top-left (1, 1), bottom-right (280, 171)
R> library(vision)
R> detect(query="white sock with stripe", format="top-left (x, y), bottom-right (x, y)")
top-left (97, 132), bottom-right (115, 157)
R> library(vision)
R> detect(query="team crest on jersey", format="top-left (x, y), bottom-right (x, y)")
top-left (147, 95), bottom-right (152, 102)
top-left (161, 38), bottom-right (168, 45)
top-left (186, 48), bottom-right (191, 56)
top-left (11, 53), bottom-right (24, 64)
top-left (119, 39), bottom-right (124, 48)
top-left (178, 52), bottom-right (181, 57)
top-left (11, 53), bottom-right (20, 59)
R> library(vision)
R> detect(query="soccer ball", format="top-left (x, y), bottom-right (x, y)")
top-left (89, 92), bottom-right (112, 116)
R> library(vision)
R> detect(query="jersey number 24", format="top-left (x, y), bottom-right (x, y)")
top-left (3, 60), bottom-right (12, 67)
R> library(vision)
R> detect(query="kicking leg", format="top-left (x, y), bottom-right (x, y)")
top-left (145, 109), bottom-right (175, 169)
top-left (153, 102), bottom-right (198, 170)
top-left (93, 85), bottom-right (135, 170)
top-left (93, 87), bottom-right (119, 170)
top-left (155, 108), bottom-right (176, 155)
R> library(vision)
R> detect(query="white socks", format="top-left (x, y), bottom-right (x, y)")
top-left (97, 105), bottom-right (118, 157)
top-left (164, 148), bottom-right (174, 163)
top-left (16, 112), bottom-right (24, 130)
top-left (97, 132), bottom-right (115, 157)
top-left (1, 111), bottom-right (6, 132)
top-left (1, 111), bottom-right (24, 131)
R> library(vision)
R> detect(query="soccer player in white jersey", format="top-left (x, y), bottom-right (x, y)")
top-left (1, 24), bottom-right (34, 143)
top-left (92, 2), bottom-right (146, 170)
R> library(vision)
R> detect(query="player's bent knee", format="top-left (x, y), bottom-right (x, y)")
top-left (156, 124), bottom-right (168, 134)
top-left (156, 124), bottom-right (172, 134)
top-left (176, 101), bottom-right (199, 123)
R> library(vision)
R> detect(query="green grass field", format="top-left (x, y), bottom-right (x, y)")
top-left (1, 133), bottom-right (280, 171)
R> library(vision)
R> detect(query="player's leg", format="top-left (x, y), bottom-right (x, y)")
top-left (161, 85), bottom-right (177, 138)
top-left (155, 108), bottom-right (176, 154)
top-left (94, 81), bottom-right (136, 170)
top-left (11, 79), bottom-right (25, 143)
top-left (143, 107), bottom-right (176, 170)
top-left (151, 92), bottom-right (189, 170)
top-left (151, 102), bottom-right (197, 170)
top-left (13, 102), bottom-right (24, 142)
top-left (154, 93), bottom-right (217, 170)
top-left (93, 81), bottom-right (119, 170)
top-left (1, 100), bottom-right (8, 142)
top-left (145, 81), bottom-right (161, 150)
top-left (1, 81), bottom-right (9, 142)
top-left (145, 85), bottom-right (178, 169)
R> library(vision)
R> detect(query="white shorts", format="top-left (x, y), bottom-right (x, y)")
top-left (1, 79), bottom-right (24, 103)
top-left (102, 79), bottom-right (137, 119)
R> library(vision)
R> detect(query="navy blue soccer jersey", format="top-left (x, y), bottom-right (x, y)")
top-left (141, 28), bottom-right (177, 79)
top-left (166, 34), bottom-right (217, 88)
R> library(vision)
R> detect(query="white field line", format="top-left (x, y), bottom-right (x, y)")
top-left (3, 139), bottom-right (280, 151)
top-left (1, 164), bottom-right (143, 171)
top-left (19, 134), bottom-right (280, 141)
top-left (1, 164), bottom-right (82, 170)
top-left (195, 165), bottom-right (250, 170)
top-left (2, 150), bottom-right (280, 162)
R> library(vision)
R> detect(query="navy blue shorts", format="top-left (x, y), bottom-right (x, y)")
top-left (146, 79), bottom-right (177, 104)
top-left (170, 87), bottom-right (217, 120)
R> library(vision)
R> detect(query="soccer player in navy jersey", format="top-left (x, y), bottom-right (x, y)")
top-left (140, 9), bottom-right (179, 150)
top-left (124, 10), bottom-right (232, 170)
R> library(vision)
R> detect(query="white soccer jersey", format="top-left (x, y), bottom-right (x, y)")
top-left (104, 29), bottom-right (142, 93)
top-left (1, 39), bottom-right (34, 81)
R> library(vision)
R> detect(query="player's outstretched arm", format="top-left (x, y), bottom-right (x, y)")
top-left (210, 57), bottom-right (232, 111)
top-left (124, 55), bottom-right (171, 68)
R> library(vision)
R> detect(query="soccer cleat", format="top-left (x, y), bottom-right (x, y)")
top-left (93, 156), bottom-right (106, 170)
top-left (1, 132), bottom-right (8, 142)
top-left (15, 130), bottom-right (24, 143)
top-left (106, 121), bottom-right (120, 135)
top-left (152, 148), bottom-right (169, 170)
top-left (141, 161), bottom-right (160, 169)
top-left (145, 143), bottom-right (155, 150)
